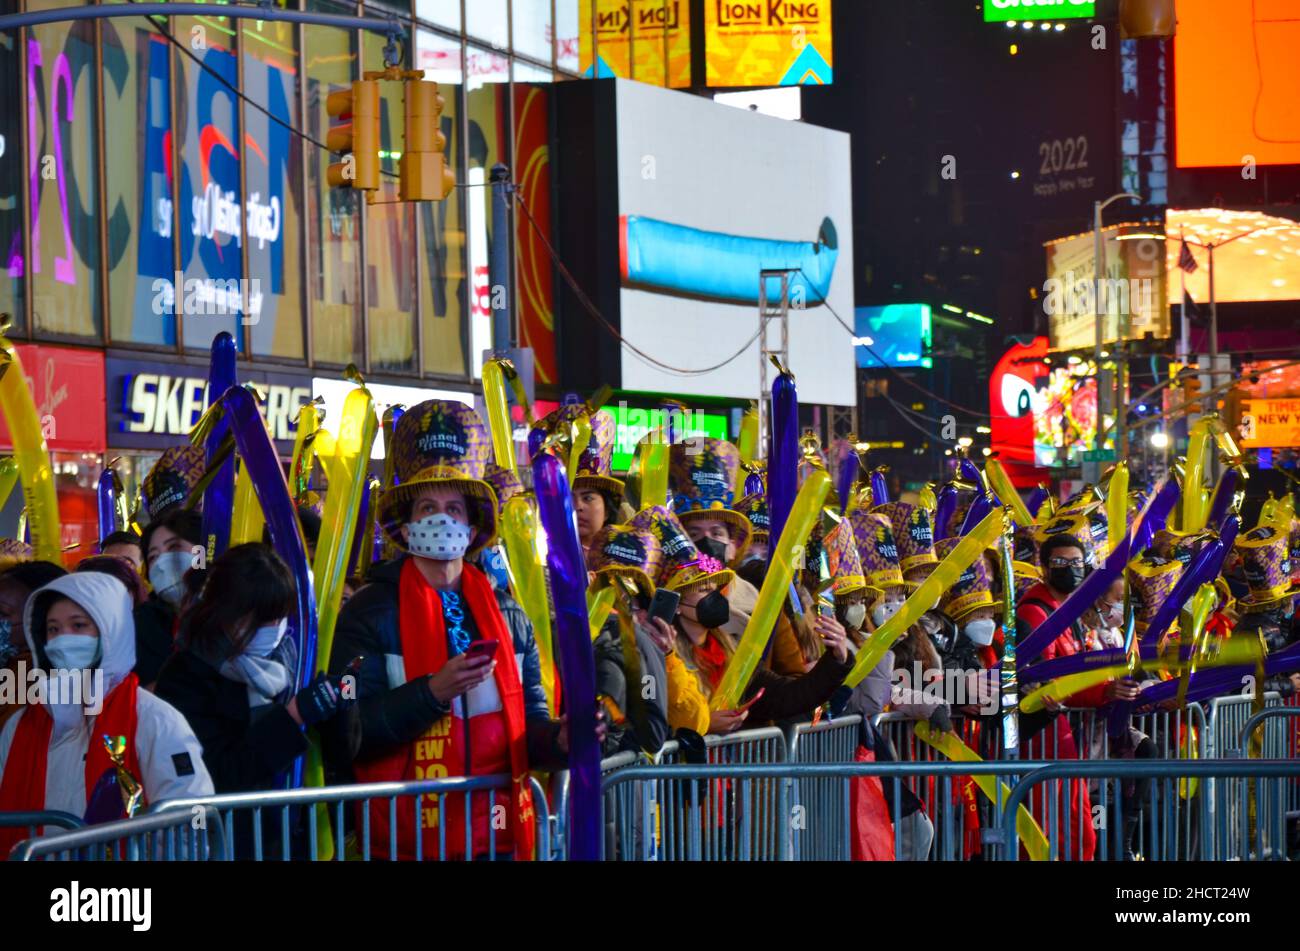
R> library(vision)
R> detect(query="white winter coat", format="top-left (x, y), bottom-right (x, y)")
top-left (0, 572), bottom-right (213, 818)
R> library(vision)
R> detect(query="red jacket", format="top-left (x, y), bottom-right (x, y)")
top-left (1016, 582), bottom-right (1109, 708)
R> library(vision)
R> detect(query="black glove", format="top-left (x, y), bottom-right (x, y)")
top-left (927, 703), bottom-right (953, 735)
top-left (294, 671), bottom-right (350, 727)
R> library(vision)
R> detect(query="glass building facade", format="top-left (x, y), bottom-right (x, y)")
top-left (0, 0), bottom-right (573, 382)
top-left (0, 0), bottom-right (575, 555)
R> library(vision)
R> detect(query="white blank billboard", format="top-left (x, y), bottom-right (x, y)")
top-left (615, 80), bottom-right (856, 406)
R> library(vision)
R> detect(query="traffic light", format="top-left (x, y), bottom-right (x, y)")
top-left (400, 79), bottom-right (456, 202)
top-left (1181, 372), bottom-right (1203, 416)
top-left (1119, 0), bottom-right (1176, 39)
top-left (326, 80), bottom-right (380, 193)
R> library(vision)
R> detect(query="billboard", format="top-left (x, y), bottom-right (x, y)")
top-left (614, 80), bottom-right (855, 406)
top-left (312, 378), bottom-right (472, 460)
top-left (0, 345), bottom-right (105, 454)
top-left (1043, 224), bottom-right (1168, 351)
top-left (983, 0), bottom-right (1095, 22)
top-left (704, 0), bottom-right (833, 87)
top-left (108, 356), bottom-right (311, 451)
top-left (1240, 398), bottom-right (1300, 449)
top-left (1166, 209), bottom-right (1300, 305)
top-left (1034, 361), bottom-right (1113, 467)
top-left (855, 304), bottom-right (931, 369)
top-left (1175, 0), bottom-right (1300, 168)
top-left (579, 0), bottom-right (692, 87)
top-left (608, 404), bottom-right (730, 472)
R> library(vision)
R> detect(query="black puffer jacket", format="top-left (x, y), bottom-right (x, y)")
top-left (134, 595), bottom-right (177, 687)
top-left (328, 558), bottom-right (564, 774)
top-left (154, 636), bottom-right (360, 860)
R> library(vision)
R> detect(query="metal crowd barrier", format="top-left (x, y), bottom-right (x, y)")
top-left (1203, 693), bottom-right (1286, 859)
top-left (872, 705), bottom-right (1210, 861)
top-left (148, 773), bottom-right (552, 862)
top-left (1207, 693), bottom-right (1285, 757)
top-left (9, 806), bottom-right (224, 861)
top-left (788, 717), bottom-right (862, 860)
top-left (1002, 760), bottom-right (1299, 862)
top-left (0, 810), bottom-right (83, 843)
top-left (602, 758), bottom-right (1300, 861)
top-left (655, 726), bottom-right (788, 765)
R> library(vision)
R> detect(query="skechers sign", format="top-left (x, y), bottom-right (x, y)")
top-left (107, 357), bottom-right (311, 450)
top-left (983, 0), bottom-right (1094, 22)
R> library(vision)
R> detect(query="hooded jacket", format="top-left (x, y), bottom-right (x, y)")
top-left (0, 572), bottom-right (214, 820)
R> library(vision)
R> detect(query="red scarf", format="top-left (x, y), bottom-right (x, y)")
top-left (0, 673), bottom-right (141, 855)
top-left (697, 633), bottom-right (728, 692)
top-left (352, 560), bottom-right (535, 860)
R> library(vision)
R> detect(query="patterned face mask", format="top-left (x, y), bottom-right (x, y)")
top-left (406, 512), bottom-right (473, 561)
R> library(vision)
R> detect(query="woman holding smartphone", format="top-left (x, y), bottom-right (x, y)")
top-left (153, 544), bottom-right (359, 795)
top-left (644, 510), bottom-right (852, 735)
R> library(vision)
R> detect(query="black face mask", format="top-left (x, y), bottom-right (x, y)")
top-left (690, 591), bottom-right (731, 629)
top-left (1049, 565), bottom-right (1086, 594)
top-left (695, 536), bottom-right (729, 565)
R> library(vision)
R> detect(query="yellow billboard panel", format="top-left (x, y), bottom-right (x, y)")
top-left (579, 0), bottom-right (693, 88)
top-left (1044, 224), bottom-right (1169, 352)
top-left (705, 0), bottom-right (833, 88)
top-left (1240, 398), bottom-right (1300, 448)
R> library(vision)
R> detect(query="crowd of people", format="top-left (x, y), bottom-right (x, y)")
top-left (0, 394), bottom-right (1296, 861)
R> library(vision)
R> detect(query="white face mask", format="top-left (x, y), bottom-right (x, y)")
top-left (871, 599), bottom-right (903, 628)
top-left (44, 634), bottom-right (101, 671)
top-left (406, 512), bottom-right (473, 561)
top-left (243, 617), bottom-right (288, 657)
top-left (149, 550), bottom-right (194, 608)
top-left (844, 603), bottom-right (867, 631)
top-left (1099, 600), bottom-right (1124, 628)
top-left (963, 618), bottom-right (997, 647)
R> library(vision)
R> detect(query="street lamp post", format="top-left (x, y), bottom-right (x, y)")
top-left (1092, 193), bottom-right (1142, 472)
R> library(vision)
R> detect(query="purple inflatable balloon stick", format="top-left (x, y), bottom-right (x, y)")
top-left (767, 372), bottom-right (799, 568)
top-left (836, 448), bottom-right (858, 515)
top-left (959, 458), bottom-right (983, 489)
top-left (1026, 486), bottom-right (1049, 523)
top-left (1138, 515), bottom-right (1239, 648)
top-left (531, 451), bottom-right (601, 860)
top-left (870, 468), bottom-right (890, 508)
top-left (1132, 478), bottom-right (1180, 555)
top-left (1205, 468), bottom-right (1241, 531)
top-left (96, 469), bottom-right (118, 543)
top-left (961, 492), bottom-right (994, 537)
top-left (934, 483), bottom-right (960, 542)
top-left (202, 332), bottom-right (238, 560)
top-left (219, 386), bottom-right (317, 691)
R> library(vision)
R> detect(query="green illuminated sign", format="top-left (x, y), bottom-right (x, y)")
top-left (609, 405), bottom-right (730, 473)
top-left (983, 0), bottom-right (1095, 23)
